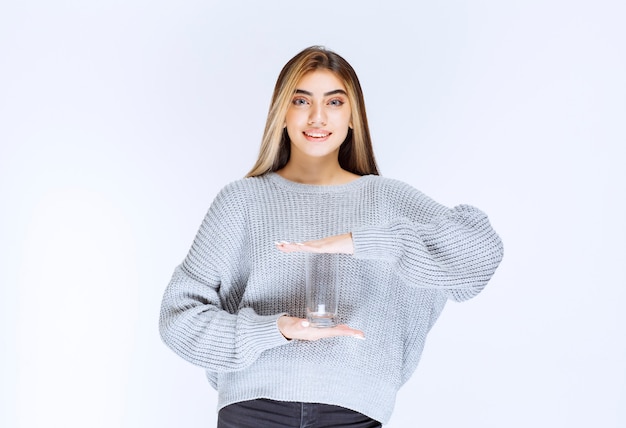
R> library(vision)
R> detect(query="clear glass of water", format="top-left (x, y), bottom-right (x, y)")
top-left (305, 253), bottom-right (339, 327)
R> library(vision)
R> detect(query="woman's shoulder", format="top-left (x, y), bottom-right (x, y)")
top-left (217, 175), bottom-right (272, 196)
top-left (366, 175), bottom-right (424, 196)
top-left (203, 176), bottom-right (262, 215)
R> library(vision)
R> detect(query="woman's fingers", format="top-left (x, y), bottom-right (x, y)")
top-left (274, 241), bottom-right (310, 253)
top-left (275, 233), bottom-right (354, 254)
top-left (277, 316), bottom-right (364, 341)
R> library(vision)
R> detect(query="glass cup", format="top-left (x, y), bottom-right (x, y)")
top-left (305, 253), bottom-right (339, 327)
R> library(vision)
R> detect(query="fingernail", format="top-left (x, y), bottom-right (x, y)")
top-left (295, 242), bottom-right (304, 246)
top-left (301, 321), bottom-right (310, 327)
top-left (353, 334), bottom-right (365, 340)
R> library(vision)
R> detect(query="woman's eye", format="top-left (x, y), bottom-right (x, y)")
top-left (292, 98), bottom-right (309, 106)
top-left (328, 99), bottom-right (344, 107)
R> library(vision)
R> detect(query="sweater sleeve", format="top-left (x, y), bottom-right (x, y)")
top-left (351, 184), bottom-right (503, 302)
top-left (159, 183), bottom-right (289, 372)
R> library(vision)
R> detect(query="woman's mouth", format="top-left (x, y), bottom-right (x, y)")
top-left (303, 130), bottom-right (332, 141)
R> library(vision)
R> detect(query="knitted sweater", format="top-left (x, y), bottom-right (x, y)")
top-left (159, 172), bottom-right (503, 424)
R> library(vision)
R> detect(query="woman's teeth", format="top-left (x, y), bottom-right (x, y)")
top-left (305, 132), bottom-right (330, 138)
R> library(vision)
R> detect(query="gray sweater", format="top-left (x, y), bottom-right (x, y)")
top-left (159, 172), bottom-right (503, 424)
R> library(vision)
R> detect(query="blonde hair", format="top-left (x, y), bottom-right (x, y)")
top-left (246, 46), bottom-right (379, 177)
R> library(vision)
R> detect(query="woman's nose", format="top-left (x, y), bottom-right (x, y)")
top-left (307, 104), bottom-right (327, 126)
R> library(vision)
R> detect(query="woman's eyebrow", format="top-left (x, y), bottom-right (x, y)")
top-left (294, 89), bottom-right (348, 96)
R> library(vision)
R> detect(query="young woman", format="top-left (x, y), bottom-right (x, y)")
top-left (159, 46), bottom-right (503, 427)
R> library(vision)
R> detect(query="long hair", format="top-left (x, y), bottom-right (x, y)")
top-left (246, 46), bottom-right (379, 177)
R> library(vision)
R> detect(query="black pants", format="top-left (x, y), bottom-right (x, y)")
top-left (218, 398), bottom-right (382, 428)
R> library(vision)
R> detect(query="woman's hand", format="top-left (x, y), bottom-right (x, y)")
top-left (277, 316), bottom-right (364, 341)
top-left (275, 233), bottom-right (354, 254)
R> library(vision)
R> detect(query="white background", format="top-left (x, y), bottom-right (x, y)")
top-left (1, 1), bottom-right (625, 427)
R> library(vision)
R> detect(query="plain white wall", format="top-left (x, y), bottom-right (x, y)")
top-left (1, 1), bottom-right (624, 427)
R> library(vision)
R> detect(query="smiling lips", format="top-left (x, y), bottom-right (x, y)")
top-left (304, 130), bottom-right (331, 141)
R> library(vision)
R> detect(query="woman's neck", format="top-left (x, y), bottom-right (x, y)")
top-left (276, 159), bottom-right (359, 186)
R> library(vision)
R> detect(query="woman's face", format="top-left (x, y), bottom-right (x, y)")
top-left (284, 70), bottom-right (352, 163)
